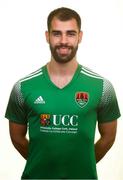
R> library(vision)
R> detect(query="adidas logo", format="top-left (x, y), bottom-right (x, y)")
top-left (34, 96), bottom-right (45, 104)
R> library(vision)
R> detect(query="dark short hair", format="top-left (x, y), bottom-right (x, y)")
top-left (47, 7), bottom-right (81, 32)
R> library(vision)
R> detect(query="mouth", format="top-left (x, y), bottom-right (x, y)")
top-left (56, 46), bottom-right (71, 55)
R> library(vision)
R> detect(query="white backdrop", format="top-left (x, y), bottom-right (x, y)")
top-left (0, 0), bottom-right (123, 179)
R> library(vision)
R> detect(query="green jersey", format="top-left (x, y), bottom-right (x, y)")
top-left (5, 64), bottom-right (120, 179)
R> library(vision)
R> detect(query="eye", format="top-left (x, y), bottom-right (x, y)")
top-left (67, 31), bottom-right (76, 36)
top-left (52, 31), bottom-right (61, 37)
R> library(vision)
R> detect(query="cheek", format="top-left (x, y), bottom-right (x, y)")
top-left (71, 39), bottom-right (79, 47)
top-left (49, 37), bottom-right (60, 46)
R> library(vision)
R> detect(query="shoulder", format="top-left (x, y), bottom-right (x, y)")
top-left (19, 67), bottom-right (44, 84)
top-left (80, 65), bottom-right (104, 80)
top-left (80, 65), bottom-right (114, 86)
top-left (12, 66), bottom-right (44, 94)
top-left (79, 65), bottom-right (116, 98)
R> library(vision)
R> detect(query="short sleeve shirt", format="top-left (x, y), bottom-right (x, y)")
top-left (5, 64), bottom-right (121, 179)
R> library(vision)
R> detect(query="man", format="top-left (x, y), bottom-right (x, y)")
top-left (5, 7), bottom-right (121, 179)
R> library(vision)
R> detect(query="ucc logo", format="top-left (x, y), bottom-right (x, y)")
top-left (40, 114), bottom-right (78, 127)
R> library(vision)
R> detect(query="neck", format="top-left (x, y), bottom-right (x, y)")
top-left (47, 59), bottom-right (78, 76)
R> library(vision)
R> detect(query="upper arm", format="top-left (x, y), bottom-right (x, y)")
top-left (9, 121), bottom-right (27, 142)
top-left (97, 79), bottom-right (120, 123)
top-left (5, 81), bottom-right (27, 124)
top-left (98, 120), bottom-right (117, 141)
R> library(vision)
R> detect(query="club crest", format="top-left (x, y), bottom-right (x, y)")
top-left (75, 92), bottom-right (89, 108)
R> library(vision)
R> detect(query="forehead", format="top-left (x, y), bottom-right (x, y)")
top-left (50, 17), bottom-right (79, 32)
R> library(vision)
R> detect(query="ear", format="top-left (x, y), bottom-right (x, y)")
top-left (78, 31), bottom-right (83, 43)
top-left (45, 31), bottom-right (49, 43)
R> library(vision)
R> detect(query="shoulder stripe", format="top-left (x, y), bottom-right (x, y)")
top-left (81, 66), bottom-right (101, 76)
top-left (19, 68), bottom-right (43, 82)
top-left (81, 66), bottom-right (103, 79)
top-left (23, 68), bottom-right (42, 79)
top-left (27, 68), bottom-right (42, 77)
top-left (20, 71), bottom-right (43, 83)
top-left (81, 70), bottom-right (103, 79)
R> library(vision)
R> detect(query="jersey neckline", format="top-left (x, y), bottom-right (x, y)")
top-left (43, 63), bottom-right (81, 90)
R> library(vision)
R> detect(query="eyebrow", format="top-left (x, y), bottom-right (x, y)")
top-left (51, 30), bottom-right (77, 34)
top-left (67, 30), bottom-right (77, 34)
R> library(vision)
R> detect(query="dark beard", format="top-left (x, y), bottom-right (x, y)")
top-left (49, 44), bottom-right (78, 64)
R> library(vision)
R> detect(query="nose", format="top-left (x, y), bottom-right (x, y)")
top-left (60, 34), bottom-right (68, 44)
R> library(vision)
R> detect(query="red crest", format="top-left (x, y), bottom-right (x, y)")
top-left (75, 92), bottom-right (89, 108)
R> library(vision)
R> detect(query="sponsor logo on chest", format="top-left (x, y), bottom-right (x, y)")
top-left (40, 114), bottom-right (78, 134)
